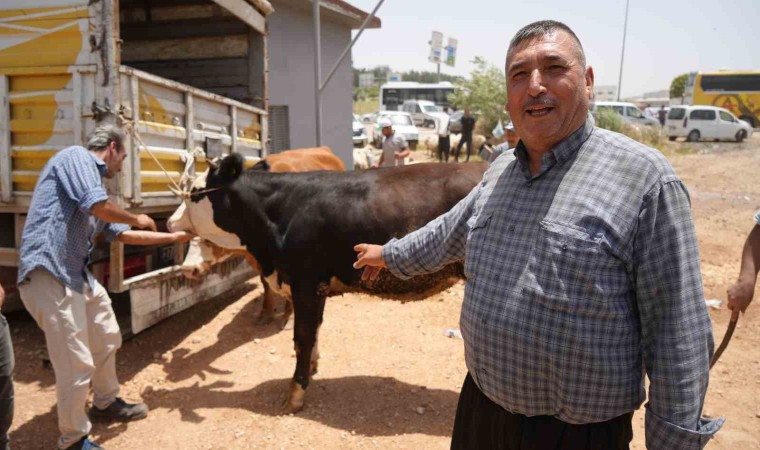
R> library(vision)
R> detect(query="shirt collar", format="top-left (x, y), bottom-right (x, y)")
top-left (514, 114), bottom-right (595, 178)
top-left (87, 150), bottom-right (108, 177)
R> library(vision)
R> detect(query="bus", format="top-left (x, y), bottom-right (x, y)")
top-left (684, 71), bottom-right (760, 128)
top-left (378, 81), bottom-right (456, 111)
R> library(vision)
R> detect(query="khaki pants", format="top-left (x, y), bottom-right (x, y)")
top-left (19, 269), bottom-right (122, 449)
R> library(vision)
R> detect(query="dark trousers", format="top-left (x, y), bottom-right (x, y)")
top-left (451, 373), bottom-right (633, 450)
top-left (455, 134), bottom-right (473, 162)
top-left (0, 315), bottom-right (13, 450)
top-left (438, 135), bottom-right (451, 162)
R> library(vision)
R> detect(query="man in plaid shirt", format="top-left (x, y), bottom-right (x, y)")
top-left (355, 21), bottom-right (722, 449)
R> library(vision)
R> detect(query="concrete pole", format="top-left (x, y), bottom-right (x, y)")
top-left (313, 0), bottom-right (322, 145)
top-left (616, 0), bottom-right (630, 101)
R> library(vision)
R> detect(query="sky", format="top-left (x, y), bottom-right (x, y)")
top-left (347, 0), bottom-right (760, 98)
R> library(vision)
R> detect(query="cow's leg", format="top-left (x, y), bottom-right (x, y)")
top-left (255, 274), bottom-right (278, 325)
top-left (285, 281), bottom-right (326, 413)
top-left (280, 298), bottom-right (294, 330)
top-left (255, 277), bottom-right (294, 330)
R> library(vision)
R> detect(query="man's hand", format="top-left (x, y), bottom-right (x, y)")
top-left (134, 214), bottom-right (157, 232)
top-left (353, 243), bottom-right (386, 281)
top-left (727, 279), bottom-right (755, 313)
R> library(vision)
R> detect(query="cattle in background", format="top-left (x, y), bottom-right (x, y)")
top-left (170, 147), bottom-right (345, 329)
top-left (167, 157), bottom-right (486, 412)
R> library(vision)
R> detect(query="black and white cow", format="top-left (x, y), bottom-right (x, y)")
top-left (168, 154), bottom-right (486, 411)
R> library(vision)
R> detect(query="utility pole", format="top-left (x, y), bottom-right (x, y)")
top-left (616, 0), bottom-right (630, 101)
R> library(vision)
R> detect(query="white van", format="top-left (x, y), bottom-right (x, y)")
top-left (665, 106), bottom-right (753, 142)
top-left (592, 101), bottom-right (660, 127)
top-left (402, 100), bottom-right (444, 128)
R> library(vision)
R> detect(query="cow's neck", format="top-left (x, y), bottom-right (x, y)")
top-left (205, 186), bottom-right (282, 277)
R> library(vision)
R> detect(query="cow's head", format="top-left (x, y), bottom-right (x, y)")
top-left (167, 154), bottom-right (247, 249)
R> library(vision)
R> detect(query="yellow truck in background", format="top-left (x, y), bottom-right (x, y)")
top-left (0, 0), bottom-right (273, 334)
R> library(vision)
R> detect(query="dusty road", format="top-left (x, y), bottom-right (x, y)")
top-left (7, 134), bottom-right (760, 449)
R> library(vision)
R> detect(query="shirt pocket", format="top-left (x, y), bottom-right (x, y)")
top-left (523, 219), bottom-right (624, 318)
top-left (464, 213), bottom-right (492, 279)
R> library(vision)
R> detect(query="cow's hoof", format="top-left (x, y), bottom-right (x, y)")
top-left (282, 382), bottom-right (306, 413)
top-left (255, 312), bottom-right (276, 326)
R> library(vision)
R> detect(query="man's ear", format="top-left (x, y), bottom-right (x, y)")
top-left (585, 66), bottom-right (595, 100)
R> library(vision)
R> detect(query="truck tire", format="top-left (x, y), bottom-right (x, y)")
top-left (687, 130), bottom-right (700, 142)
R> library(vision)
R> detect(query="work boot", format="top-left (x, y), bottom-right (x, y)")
top-left (88, 397), bottom-right (148, 422)
top-left (65, 436), bottom-right (104, 449)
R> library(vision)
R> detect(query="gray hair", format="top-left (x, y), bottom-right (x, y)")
top-left (506, 20), bottom-right (586, 68)
top-left (86, 125), bottom-right (125, 152)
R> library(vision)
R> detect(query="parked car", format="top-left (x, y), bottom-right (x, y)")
top-left (448, 110), bottom-right (464, 133)
top-left (372, 111), bottom-right (419, 149)
top-left (591, 101), bottom-right (660, 127)
top-left (401, 99), bottom-right (445, 128)
top-left (361, 111), bottom-right (378, 123)
top-left (665, 105), bottom-right (753, 142)
top-left (352, 114), bottom-right (368, 147)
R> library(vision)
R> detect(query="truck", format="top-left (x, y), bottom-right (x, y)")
top-left (0, 0), bottom-right (273, 335)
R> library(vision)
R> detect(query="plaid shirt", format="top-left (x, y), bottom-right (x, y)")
top-left (18, 146), bottom-right (129, 293)
top-left (383, 117), bottom-right (723, 449)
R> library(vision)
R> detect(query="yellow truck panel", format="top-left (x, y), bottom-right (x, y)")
top-left (0, 0), bottom-right (273, 335)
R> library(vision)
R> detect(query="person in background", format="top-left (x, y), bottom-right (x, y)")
top-left (0, 281), bottom-right (13, 450)
top-left (355, 20), bottom-right (721, 449)
top-left (437, 107), bottom-right (452, 163)
top-left (481, 121), bottom-right (520, 163)
top-left (373, 117), bottom-right (410, 168)
top-left (726, 211), bottom-right (760, 314)
top-left (658, 105), bottom-right (667, 126)
top-left (17, 125), bottom-right (193, 450)
top-left (454, 108), bottom-right (476, 162)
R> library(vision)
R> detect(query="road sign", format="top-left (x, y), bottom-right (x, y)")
top-left (445, 37), bottom-right (458, 67)
top-left (429, 31), bottom-right (443, 63)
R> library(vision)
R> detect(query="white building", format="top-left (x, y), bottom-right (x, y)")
top-left (594, 85), bottom-right (618, 101)
top-left (267, 0), bottom-right (381, 168)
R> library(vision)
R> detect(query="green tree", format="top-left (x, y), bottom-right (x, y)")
top-left (448, 57), bottom-right (508, 136)
top-left (670, 73), bottom-right (689, 99)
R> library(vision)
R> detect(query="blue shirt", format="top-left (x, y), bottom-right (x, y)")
top-left (383, 117), bottom-right (722, 449)
top-left (18, 146), bottom-right (130, 293)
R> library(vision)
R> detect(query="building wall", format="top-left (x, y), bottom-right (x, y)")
top-left (594, 85), bottom-right (618, 102)
top-left (268, 4), bottom-right (353, 168)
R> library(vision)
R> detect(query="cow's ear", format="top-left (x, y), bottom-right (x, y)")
top-left (218, 153), bottom-right (245, 182)
top-left (251, 159), bottom-right (271, 172)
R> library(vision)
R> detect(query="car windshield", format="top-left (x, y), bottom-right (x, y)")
top-left (627, 107), bottom-right (643, 118)
top-left (450, 111), bottom-right (463, 120)
top-left (353, 114), bottom-right (362, 125)
top-left (385, 114), bottom-right (413, 126)
top-left (598, 105), bottom-right (624, 115)
top-left (422, 105), bottom-right (439, 113)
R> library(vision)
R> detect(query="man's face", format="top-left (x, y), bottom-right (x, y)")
top-left (505, 31), bottom-right (594, 152)
top-left (381, 126), bottom-right (392, 137)
top-left (105, 141), bottom-right (127, 178)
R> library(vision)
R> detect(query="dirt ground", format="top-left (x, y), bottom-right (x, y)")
top-left (8, 135), bottom-right (760, 449)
